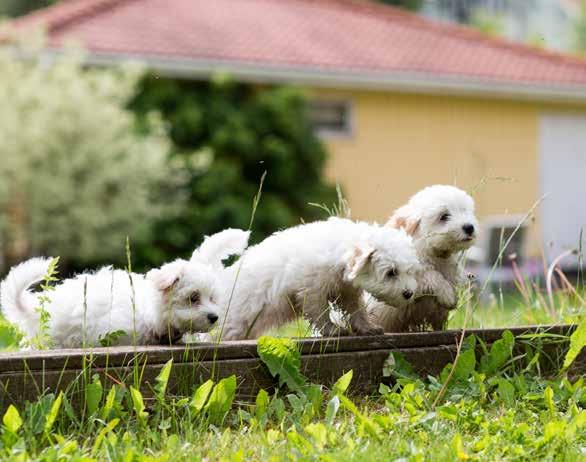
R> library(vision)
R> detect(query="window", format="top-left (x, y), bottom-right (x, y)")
top-left (308, 100), bottom-right (353, 137)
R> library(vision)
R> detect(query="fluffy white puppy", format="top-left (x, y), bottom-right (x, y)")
top-left (0, 229), bottom-right (250, 348)
top-left (368, 185), bottom-right (478, 332)
top-left (216, 217), bottom-right (420, 340)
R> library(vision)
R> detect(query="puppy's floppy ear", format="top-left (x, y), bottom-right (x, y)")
top-left (146, 260), bottom-right (185, 291)
top-left (387, 205), bottom-right (420, 237)
top-left (346, 243), bottom-right (375, 281)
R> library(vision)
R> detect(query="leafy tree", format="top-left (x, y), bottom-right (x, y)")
top-left (0, 0), bottom-right (55, 18)
top-left (574, 0), bottom-right (586, 54)
top-left (0, 45), bottom-right (170, 272)
top-left (130, 76), bottom-right (337, 267)
top-left (470, 9), bottom-right (505, 37)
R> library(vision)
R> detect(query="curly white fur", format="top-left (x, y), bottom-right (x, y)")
top-left (216, 218), bottom-right (420, 340)
top-left (367, 185), bottom-right (478, 332)
top-left (0, 229), bottom-right (249, 348)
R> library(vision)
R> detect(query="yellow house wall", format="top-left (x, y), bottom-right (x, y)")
top-left (313, 89), bottom-right (586, 256)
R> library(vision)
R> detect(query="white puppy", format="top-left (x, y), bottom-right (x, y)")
top-left (0, 229), bottom-right (250, 348)
top-left (368, 185), bottom-right (478, 332)
top-left (216, 218), bottom-right (420, 340)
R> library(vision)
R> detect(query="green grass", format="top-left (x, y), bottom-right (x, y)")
top-left (0, 267), bottom-right (585, 460)
top-left (0, 330), bottom-right (584, 461)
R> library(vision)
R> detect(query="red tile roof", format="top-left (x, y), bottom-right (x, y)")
top-left (7, 0), bottom-right (586, 100)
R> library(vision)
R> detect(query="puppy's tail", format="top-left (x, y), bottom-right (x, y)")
top-left (191, 229), bottom-right (251, 269)
top-left (0, 257), bottom-right (52, 334)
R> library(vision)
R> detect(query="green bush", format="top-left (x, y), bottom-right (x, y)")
top-left (0, 0), bottom-right (54, 18)
top-left (130, 76), bottom-right (337, 267)
top-left (379, 0), bottom-right (423, 11)
top-left (0, 45), bottom-right (171, 272)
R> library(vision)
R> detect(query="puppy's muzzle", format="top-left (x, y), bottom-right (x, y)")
top-left (207, 313), bottom-right (219, 324)
top-left (462, 224), bottom-right (475, 237)
top-left (402, 290), bottom-right (413, 300)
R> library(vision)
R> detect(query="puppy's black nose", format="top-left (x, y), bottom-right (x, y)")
top-left (207, 313), bottom-right (219, 324)
top-left (462, 224), bottom-right (475, 236)
top-left (402, 290), bottom-right (413, 300)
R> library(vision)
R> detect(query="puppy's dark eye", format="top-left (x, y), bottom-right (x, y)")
top-left (189, 292), bottom-right (200, 306)
top-left (386, 268), bottom-right (398, 279)
top-left (439, 212), bottom-right (451, 222)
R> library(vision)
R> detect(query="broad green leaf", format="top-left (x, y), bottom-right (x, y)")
top-left (382, 352), bottom-right (418, 380)
top-left (452, 433), bottom-right (469, 460)
top-left (544, 421), bottom-right (565, 442)
top-left (85, 374), bottom-right (103, 416)
top-left (437, 404), bottom-right (458, 421)
top-left (544, 386), bottom-right (556, 415)
top-left (0, 320), bottom-right (23, 350)
top-left (2, 405), bottom-right (22, 434)
top-left (204, 375), bottom-right (237, 425)
top-left (462, 334), bottom-right (477, 352)
top-left (305, 384), bottom-right (323, 416)
top-left (190, 379), bottom-right (214, 414)
top-left (332, 370), bottom-right (353, 396)
top-left (266, 428), bottom-right (281, 445)
top-left (91, 418), bottom-right (120, 455)
top-left (304, 422), bottom-right (327, 448)
top-left (496, 378), bottom-right (516, 407)
top-left (230, 448), bottom-right (245, 462)
top-left (440, 335), bottom-right (477, 384)
top-left (270, 397), bottom-right (286, 423)
top-left (98, 330), bottom-right (127, 347)
top-left (44, 391), bottom-right (63, 434)
top-left (257, 336), bottom-right (306, 391)
top-left (563, 317), bottom-right (586, 370)
top-left (101, 386), bottom-right (117, 421)
top-left (129, 387), bottom-right (148, 423)
top-left (339, 395), bottom-right (380, 439)
top-left (569, 409), bottom-right (586, 436)
top-left (479, 330), bottom-right (515, 376)
top-left (255, 389), bottom-right (270, 420)
top-left (378, 383), bottom-right (391, 396)
top-left (325, 396), bottom-right (340, 425)
top-left (28, 395), bottom-right (54, 435)
top-left (62, 395), bottom-right (77, 427)
top-left (441, 347), bottom-right (476, 384)
top-left (286, 394), bottom-right (304, 414)
top-left (56, 438), bottom-right (77, 455)
top-left (154, 359), bottom-right (173, 401)
top-left (287, 429), bottom-right (313, 455)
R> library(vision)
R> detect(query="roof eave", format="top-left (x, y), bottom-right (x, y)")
top-left (50, 49), bottom-right (586, 104)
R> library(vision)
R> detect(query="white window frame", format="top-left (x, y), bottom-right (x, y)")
top-left (308, 99), bottom-right (354, 139)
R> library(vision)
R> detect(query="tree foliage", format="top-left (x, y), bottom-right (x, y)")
top-left (379, 0), bottom-right (423, 11)
top-left (0, 45), bottom-right (170, 271)
top-left (130, 75), bottom-right (337, 266)
top-left (574, 0), bottom-right (586, 54)
top-left (0, 0), bottom-right (55, 18)
top-left (469, 9), bottom-right (505, 37)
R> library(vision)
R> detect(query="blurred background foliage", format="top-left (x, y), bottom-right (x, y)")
top-left (0, 48), bottom-right (171, 274)
top-left (129, 76), bottom-right (337, 268)
top-left (0, 45), bottom-right (337, 274)
top-left (575, 0), bottom-right (586, 53)
top-left (0, 0), bottom-right (54, 18)
top-left (380, 0), bottom-right (423, 11)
